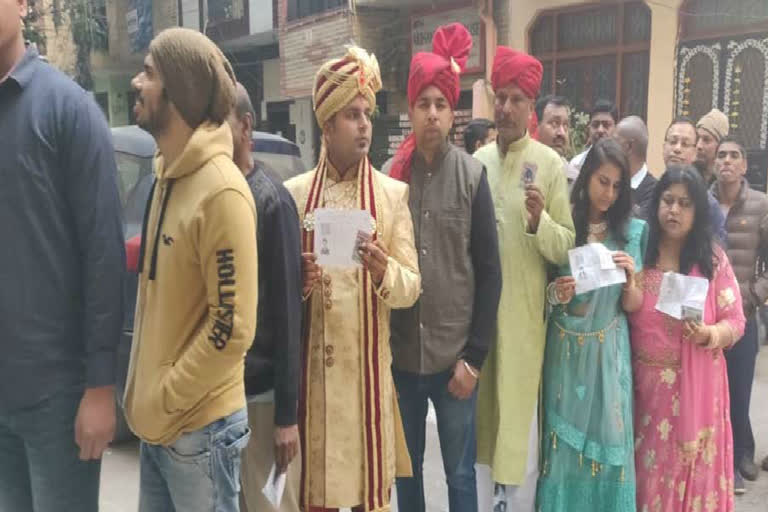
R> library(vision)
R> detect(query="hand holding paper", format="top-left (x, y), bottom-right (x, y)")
top-left (568, 243), bottom-right (626, 295)
top-left (360, 239), bottom-right (389, 285)
top-left (611, 251), bottom-right (636, 284)
top-left (262, 464), bottom-right (287, 508)
top-left (654, 272), bottom-right (709, 321)
top-left (524, 184), bottom-right (544, 233)
top-left (314, 208), bottom-right (374, 268)
top-left (682, 319), bottom-right (713, 347)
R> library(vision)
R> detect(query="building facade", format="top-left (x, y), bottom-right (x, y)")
top-left (30, 0), bottom-right (768, 182)
top-left (272, 0), bottom-right (766, 182)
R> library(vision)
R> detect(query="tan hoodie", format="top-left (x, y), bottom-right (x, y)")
top-left (124, 122), bottom-right (258, 445)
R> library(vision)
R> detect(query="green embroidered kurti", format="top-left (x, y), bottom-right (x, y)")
top-left (473, 135), bottom-right (575, 485)
top-left (536, 218), bottom-right (647, 512)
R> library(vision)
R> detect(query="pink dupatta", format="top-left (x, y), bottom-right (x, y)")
top-left (678, 247), bottom-right (745, 462)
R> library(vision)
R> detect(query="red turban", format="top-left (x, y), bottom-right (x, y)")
top-left (491, 46), bottom-right (543, 99)
top-left (407, 22), bottom-right (471, 108)
top-left (390, 23), bottom-right (472, 182)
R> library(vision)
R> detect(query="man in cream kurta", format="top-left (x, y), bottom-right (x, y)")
top-left (284, 46), bottom-right (420, 512)
top-left (473, 47), bottom-right (575, 512)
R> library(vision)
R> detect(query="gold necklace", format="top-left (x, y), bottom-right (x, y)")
top-left (587, 221), bottom-right (608, 235)
top-left (587, 221), bottom-right (608, 242)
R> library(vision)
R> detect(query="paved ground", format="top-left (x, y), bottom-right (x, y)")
top-left (100, 349), bottom-right (768, 511)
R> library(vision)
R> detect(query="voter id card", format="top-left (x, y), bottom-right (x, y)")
top-left (520, 162), bottom-right (538, 188)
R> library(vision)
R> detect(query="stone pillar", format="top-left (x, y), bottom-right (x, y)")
top-left (645, 0), bottom-right (683, 176)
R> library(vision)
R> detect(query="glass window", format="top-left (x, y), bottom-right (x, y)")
top-left (288, 0), bottom-right (346, 22)
top-left (114, 152), bottom-right (153, 209)
top-left (557, 5), bottom-right (618, 51)
top-left (530, 1), bottom-right (650, 118)
top-left (208, 0), bottom-right (246, 23)
top-left (682, 0), bottom-right (768, 39)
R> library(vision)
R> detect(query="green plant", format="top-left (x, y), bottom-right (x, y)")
top-left (66, 0), bottom-right (108, 90)
top-left (568, 110), bottom-right (590, 159)
top-left (23, 2), bottom-right (46, 49)
top-left (29, 0), bottom-right (107, 89)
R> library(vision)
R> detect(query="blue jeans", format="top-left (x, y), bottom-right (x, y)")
top-left (139, 407), bottom-right (251, 512)
top-left (393, 367), bottom-right (478, 512)
top-left (0, 389), bottom-right (101, 512)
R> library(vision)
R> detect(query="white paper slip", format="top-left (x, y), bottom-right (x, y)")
top-left (261, 464), bottom-right (287, 508)
top-left (568, 243), bottom-right (626, 295)
top-left (655, 272), bottom-right (709, 320)
top-left (314, 208), bottom-right (374, 268)
top-left (598, 248), bottom-right (617, 270)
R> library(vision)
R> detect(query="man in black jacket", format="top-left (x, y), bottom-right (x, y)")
top-left (0, 3), bottom-right (125, 510)
top-left (614, 115), bottom-right (656, 218)
top-left (227, 84), bottom-right (303, 512)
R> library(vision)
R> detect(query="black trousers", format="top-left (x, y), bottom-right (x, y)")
top-left (726, 314), bottom-right (759, 468)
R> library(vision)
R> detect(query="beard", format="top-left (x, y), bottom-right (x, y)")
top-left (137, 95), bottom-right (172, 136)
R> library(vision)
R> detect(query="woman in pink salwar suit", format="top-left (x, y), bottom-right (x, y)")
top-left (629, 166), bottom-right (746, 512)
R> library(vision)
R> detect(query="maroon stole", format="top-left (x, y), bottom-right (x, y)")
top-left (298, 150), bottom-right (387, 511)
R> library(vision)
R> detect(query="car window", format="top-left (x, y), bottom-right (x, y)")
top-left (252, 152), bottom-right (305, 182)
top-left (115, 151), bottom-right (153, 208)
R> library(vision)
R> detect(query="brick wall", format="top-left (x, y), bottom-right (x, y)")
top-left (277, 0), bottom-right (355, 98)
top-left (353, 8), bottom-right (410, 94)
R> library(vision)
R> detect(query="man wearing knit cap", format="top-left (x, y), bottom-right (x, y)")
top-left (473, 47), bottom-right (575, 512)
top-left (696, 108), bottom-right (730, 185)
top-left (383, 23), bottom-right (501, 512)
top-left (284, 45), bottom-right (420, 512)
top-left (124, 28), bottom-right (259, 512)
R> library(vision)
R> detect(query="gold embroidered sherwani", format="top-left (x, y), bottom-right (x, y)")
top-left (284, 162), bottom-right (420, 510)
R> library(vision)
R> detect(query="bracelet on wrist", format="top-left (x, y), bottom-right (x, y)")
top-left (463, 360), bottom-right (479, 379)
top-left (547, 282), bottom-right (561, 305)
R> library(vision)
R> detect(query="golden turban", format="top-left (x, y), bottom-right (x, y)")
top-left (312, 45), bottom-right (382, 128)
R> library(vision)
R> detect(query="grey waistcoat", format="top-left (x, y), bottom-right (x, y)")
top-left (388, 143), bottom-right (484, 374)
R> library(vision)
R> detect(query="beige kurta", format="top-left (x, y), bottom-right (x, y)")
top-left (473, 135), bottom-right (575, 485)
top-left (285, 163), bottom-right (420, 509)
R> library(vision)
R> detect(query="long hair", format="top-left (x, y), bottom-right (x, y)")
top-left (569, 137), bottom-right (632, 248)
top-left (645, 165), bottom-right (715, 279)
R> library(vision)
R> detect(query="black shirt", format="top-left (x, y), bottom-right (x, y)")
top-left (632, 172), bottom-right (657, 219)
top-left (0, 47), bottom-right (125, 411)
top-left (244, 164), bottom-right (302, 426)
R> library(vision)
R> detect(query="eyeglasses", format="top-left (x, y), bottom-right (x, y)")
top-left (664, 137), bottom-right (696, 149)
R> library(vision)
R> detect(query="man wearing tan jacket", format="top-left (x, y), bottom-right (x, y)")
top-left (711, 136), bottom-right (768, 492)
top-left (123, 28), bottom-right (258, 512)
top-left (286, 45), bottom-right (421, 512)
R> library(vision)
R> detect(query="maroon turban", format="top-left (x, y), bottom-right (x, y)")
top-left (390, 23), bottom-right (472, 182)
top-left (491, 46), bottom-right (543, 99)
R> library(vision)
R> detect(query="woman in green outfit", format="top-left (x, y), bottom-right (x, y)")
top-left (536, 137), bottom-right (647, 511)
